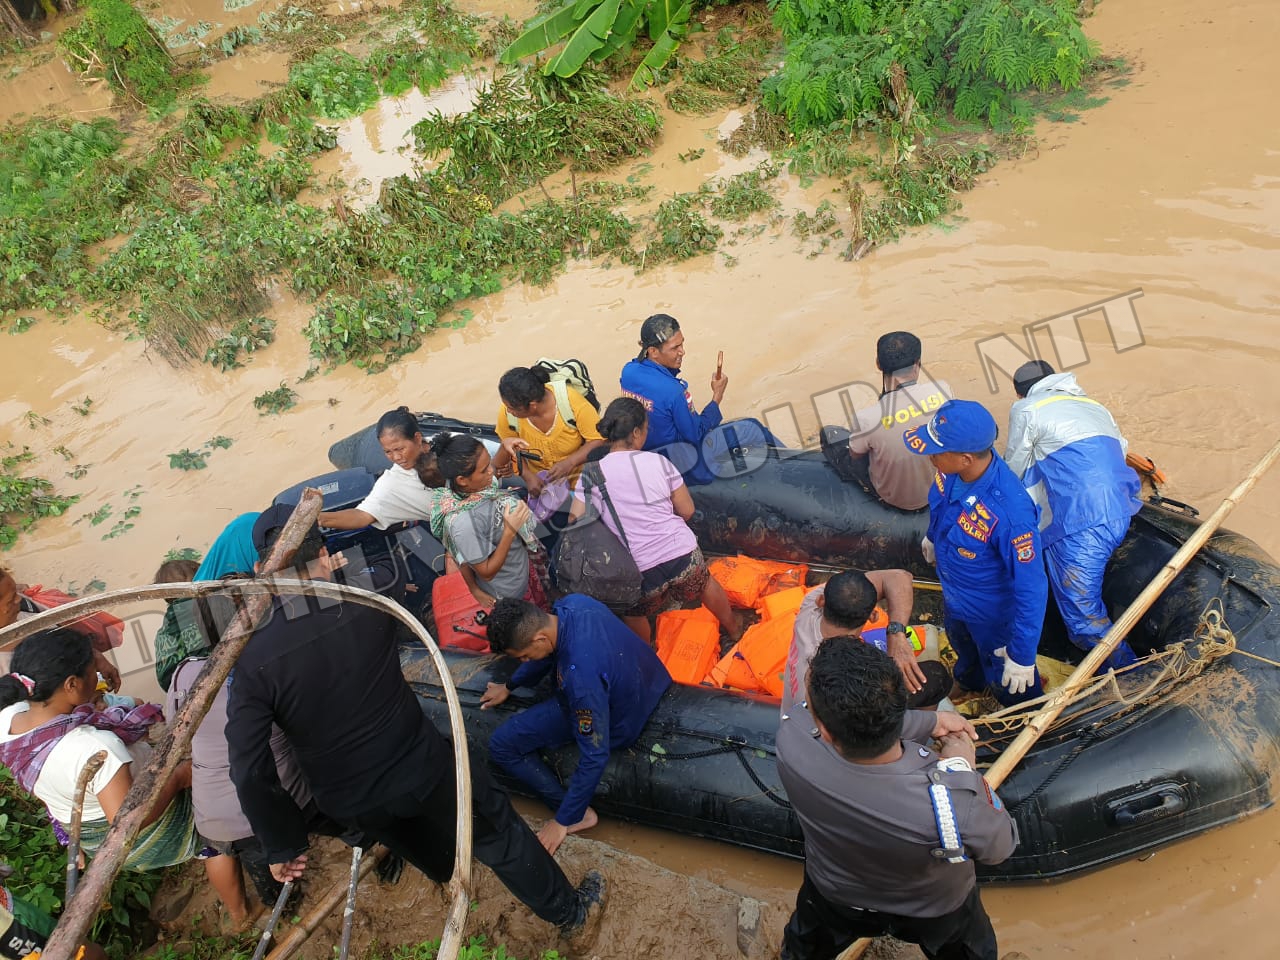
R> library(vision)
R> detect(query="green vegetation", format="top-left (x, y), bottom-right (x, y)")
top-left (1, 768), bottom-right (161, 959)
top-left (71, 396), bottom-right (94, 416)
top-left (59, 0), bottom-right (199, 108)
top-left (254, 382), bottom-right (299, 415)
top-left (500, 0), bottom-right (693, 89)
top-left (1, 447), bottom-right (79, 550)
top-left (764, 0), bottom-right (1097, 129)
top-left (203, 316), bottom-right (276, 371)
top-left (164, 546), bottom-right (203, 562)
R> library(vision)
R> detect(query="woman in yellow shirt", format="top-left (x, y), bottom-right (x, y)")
top-left (493, 367), bottom-right (604, 496)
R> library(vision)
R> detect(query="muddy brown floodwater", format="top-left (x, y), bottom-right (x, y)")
top-left (4, 0), bottom-right (1280, 956)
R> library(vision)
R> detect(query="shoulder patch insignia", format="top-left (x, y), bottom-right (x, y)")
top-left (1012, 531), bottom-right (1036, 563)
top-left (933, 471), bottom-right (945, 493)
top-left (576, 708), bottom-right (594, 736)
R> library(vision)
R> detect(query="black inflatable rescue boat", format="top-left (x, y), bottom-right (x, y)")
top-left (312, 414), bottom-right (1280, 882)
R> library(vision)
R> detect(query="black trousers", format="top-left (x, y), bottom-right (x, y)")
top-left (345, 747), bottom-right (579, 928)
top-left (781, 872), bottom-right (999, 960)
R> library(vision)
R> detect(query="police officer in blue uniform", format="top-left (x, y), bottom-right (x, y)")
top-left (480, 594), bottom-right (673, 854)
top-left (903, 399), bottom-right (1048, 706)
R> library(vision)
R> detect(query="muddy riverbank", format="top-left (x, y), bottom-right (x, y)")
top-left (4, 0), bottom-right (1280, 956)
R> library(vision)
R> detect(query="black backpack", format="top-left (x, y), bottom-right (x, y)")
top-left (553, 465), bottom-right (642, 613)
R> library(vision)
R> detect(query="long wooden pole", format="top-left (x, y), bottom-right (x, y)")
top-left (836, 438), bottom-right (1280, 960)
top-left (2, 553), bottom-right (474, 960)
top-left (34, 489), bottom-right (324, 960)
top-left (984, 436), bottom-right (1280, 788)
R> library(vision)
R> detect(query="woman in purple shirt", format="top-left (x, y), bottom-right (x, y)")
top-left (572, 398), bottom-right (735, 642)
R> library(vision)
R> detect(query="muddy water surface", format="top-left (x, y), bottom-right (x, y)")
top-left (3, 0), bottom-right (1280, 956)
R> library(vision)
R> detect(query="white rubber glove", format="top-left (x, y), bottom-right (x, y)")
top-left (994, 647), bottom-right (1036, 696)
top-left (921, 536), bottom-right (936, 564)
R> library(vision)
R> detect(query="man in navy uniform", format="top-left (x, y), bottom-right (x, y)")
top-left (778, 637), bottom-right (1017, 959)
top-left (480, 594), bottom-right (672, 854)
top-left (904, 399), bottom-right (1048, 705)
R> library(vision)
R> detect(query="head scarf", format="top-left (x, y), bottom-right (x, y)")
top-left (194, 512), bottom-right (261, 581)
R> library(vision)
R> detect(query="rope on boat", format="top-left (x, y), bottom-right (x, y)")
top-left (974, 599), bottom-right (1239, 744)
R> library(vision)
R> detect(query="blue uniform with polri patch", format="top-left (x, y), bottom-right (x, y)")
top-left (926, 453), bottom-right (1048, 705)
top-left (489, 595), bottom-right (672, 827)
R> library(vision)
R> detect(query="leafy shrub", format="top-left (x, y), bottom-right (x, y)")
top-left (764, 0), bottom-right (1098, 129)
top-left (59, 0), bottom-right (197, 108)
top-left (499, 0), bottom-right (693, 89)
top-left (1, 447), bottom-right (80, 549)
top-left (289, 49), bottom-right (382, 118)
top-left (254, 383), bottom-right (300, 415)
top-left (203, 316), bottom-right (276, 371)
top-left (628, 193), bottom-right (722, 269)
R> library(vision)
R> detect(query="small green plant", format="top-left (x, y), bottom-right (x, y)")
top-left (23, 410), bottom-right (49, 429)
top-left (706, 164), bottom-right (781, 221)
top-left (629, 192), bottom-right (722, 270)
top-left (71, 396), bottom-right (94, 416)
top-left (59, 0), bottom-right (199, 108)
top-left (53, 445), bottom-right (74, 460)
top-left (208, 435), bottom-right (234, 449)
top-left (66, 464), bottom-right (91, 480)
top-left (254, 382), bottom-right (299, 415)
top-left (203, 316), bottom-right (276, 371)
top-left (168, 448), bottom-right (209, 470)
top-left (0, 447), bottom-right (79, 550)
top-left (79, 504), bottom-right (113, 526)
top-left (164, 546), bottom-right (203, 562)
top-left (677, 147), bottom-right (705, 162)
top-left (5, 315), bottom-right (36, 333)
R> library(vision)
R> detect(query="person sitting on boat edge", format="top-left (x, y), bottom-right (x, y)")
top-left (778, 636), bottom-right (1016, 960)
top-left (904, 399), bottom-right (1049, 707)
top-left (319, 406), bottom-right (445, 532)
top-left (226, 507), bottom-right (607, 942)
top-left (619, 313), bottom-right (776, 486)
top-left (430, 433), bottom-right (549, 608)
top-left (570, 397), bottom-right (735, 643)
top-left (480, 595), bottom-right (673, 855)
top-left (843, 331), bottom-right (952, 512)
top-left (781, 568), bottom-right (951, 717)
top-left (493, 365), bottom-right (605, 500)
top-left (1005, 360), bottom-right (1143, 670)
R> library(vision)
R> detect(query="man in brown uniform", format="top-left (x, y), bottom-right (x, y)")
top-left (777, 637), bottom-right (1017, 959)
top-left (846, 331), bottom-right (951, 511)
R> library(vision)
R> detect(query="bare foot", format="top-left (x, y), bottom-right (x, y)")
top-left (565, 807), bottom-right (598, 835)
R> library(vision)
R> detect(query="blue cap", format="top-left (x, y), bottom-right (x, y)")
top-left (903, 399), bottom-right (998, 455)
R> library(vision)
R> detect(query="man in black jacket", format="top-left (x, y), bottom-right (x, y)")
top-left (226, 505), bottom-right (604, 940)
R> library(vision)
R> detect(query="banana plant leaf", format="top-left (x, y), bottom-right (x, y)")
top-left (646, 0), bottom-right (689, 42)
top-left (499, 0), bottom-right (588, 64)
top-left (590, 0), bottom-right (645, 64)
top-left (631, 0), bottom-right (691, 88)
top-left (545, 0), bottom-right (624, 77)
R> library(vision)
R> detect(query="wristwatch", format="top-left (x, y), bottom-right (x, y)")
top-left (887, 621), bottom-right (906, 636)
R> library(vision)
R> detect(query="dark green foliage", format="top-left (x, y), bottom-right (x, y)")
top-left (764, 0), bottom-right (1098, 129)
top-left (863, 144), bottom-right (995, 241)
top-left (0, 447), bottom-right (79, 550)
top-left (288, 49), bottom-right (382, 118)
top-left (500, 0), bottom-right (693, 89)
top-left (164, 546), bottom-right (203, 562)
top-left (204, 316), bottom-right (276, 371)
top-left (59, 0), bottom-right (198, 108)
top-left (254, 382), bottom-right (300, 415)
top-left (629, 193), bottom-right (722, 269)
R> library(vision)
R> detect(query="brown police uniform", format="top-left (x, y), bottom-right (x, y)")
top-left (777, 706), bottom-right (1017, 959)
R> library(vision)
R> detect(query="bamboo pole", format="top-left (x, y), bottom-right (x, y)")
top-left (836, 437), bottom-right (1280, 960)
top-left (251, 881), bottom-right (295, 960)
top-left (263, 846), bottom-right (387, 960)
top-left (984, 436), bottom-right (1280, 788)
top-left (33, 492), bottom-right (326, 960)
top-left (337, 845), bottom-right (363, 960)
top-left (4, 548), bottom-right (474, 960)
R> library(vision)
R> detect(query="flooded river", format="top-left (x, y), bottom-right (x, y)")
top-left (3, 0), bottom-right (1280, 956)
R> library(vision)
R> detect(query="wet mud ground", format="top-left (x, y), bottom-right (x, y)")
top-left (4, 0), bottom-right (1280, 956)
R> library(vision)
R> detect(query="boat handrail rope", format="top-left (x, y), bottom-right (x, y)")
top-left (973, 600), bottom-right (1238, 746)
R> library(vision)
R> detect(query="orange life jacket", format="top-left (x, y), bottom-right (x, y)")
top-left (655, 606), bottom-right (722, 686)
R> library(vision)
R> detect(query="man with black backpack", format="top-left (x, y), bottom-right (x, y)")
top-left (479, 595), bottom-right (672, 855)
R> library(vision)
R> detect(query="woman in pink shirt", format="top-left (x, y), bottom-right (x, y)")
top-left (573, 398), bottom-right (735, 642)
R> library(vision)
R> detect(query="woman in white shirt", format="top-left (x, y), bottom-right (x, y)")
top-left (0, 629), bottom-right (254, 930)
top-left (320, 406), bottom-right (443, 530)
